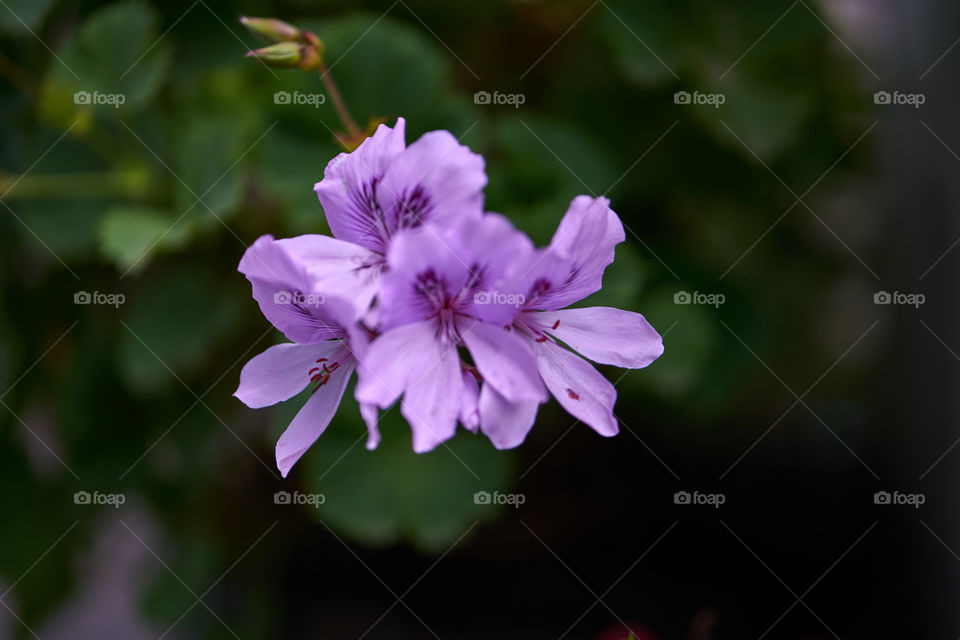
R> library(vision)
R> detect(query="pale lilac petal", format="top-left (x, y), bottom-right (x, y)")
top-left (379, 215), bottom-right (536, 329)
top-left (452, 214), bottom-right (537, 325)
top-left (276, 360), bottom-right (355, 477)
top-left (527, 196), bottom-right (625, 311)
top-left (378, 130), bottom-right (486, 232)
top-left (238, 235), bottom-right (345, 343)
top-left (313, 118), bottom-right (407, 252)
top-left (478, 384), bottom-right (540, 449)
top-left (401, 339), bottom-right (463, 453)
top-left (460, 320), bottom-right (545, 403)
top-left (534, 339), bottom-right (618, 437)
top-left (379, 226), bottom-right (469, 330)
top-left (354, 320), bottom-right (437, 408)
top-left (234, 341), bottom-right (344, 409)
top-left (275, 234), bottom-right (381, 316)
top-left (533, 307), bottom-right (664, 368)
top-left (360, 402), bottom-right (381, 450)
top-left (459, 371), bottom-right (480, 433)
top-left (550, 195), bottom-right (624, 259)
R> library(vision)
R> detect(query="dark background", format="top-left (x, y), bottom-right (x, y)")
top-left (1, 0), bottom-right (957, 638)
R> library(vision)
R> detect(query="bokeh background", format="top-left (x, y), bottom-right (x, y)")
top-left (1, 0), bottom-right (958, 637)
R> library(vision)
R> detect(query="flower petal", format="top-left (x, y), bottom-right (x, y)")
top-left (527, 196), bottom-right (625, 311)
top-left (478, 384), bottom-right (540, 449)
top-left (378, 130), bottom-right (486, 233)
top-left (275, 234), bottom-right (381, 316)
top-left (234, 341), bottom-right (344, 409)
top-left (360, 402), bottom-right (381, 450)
top-left (459, 371), bottom-right (480, 433)
top-left (276, 360), bottom-right (355, 477)
top-left (534, 307), bottom-right (664, 368)
top-left (238, 235), bottom-right (346, 343)
top-left (313, 118), bottom-right (407, 252)
top-left (534, 339), bottom-right (618, 437)
top-left (354, 320), bottom-right (438, 409)
top-left (460, 320), bottom-right (545, 403)
top-left (400, 338), bottom-right (463, 453)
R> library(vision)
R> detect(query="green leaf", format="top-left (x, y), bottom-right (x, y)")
top-left (0, 0), bottom-right (58, 34)
top-left (98, 206), bottom-right (191, 274)
top-left (173, 116), bottom-right (248, 221)
top-left (43, 0), bottom-right (171, 115)
top-left (297, 396), bottom-right (515, 552)
top-left (118, 265), bottom-right (242, 394)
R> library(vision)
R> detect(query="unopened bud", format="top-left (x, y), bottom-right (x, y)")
top-left (240, 17), bottom-right (302, 43)
top-left (246, 41), bottom-right (323, 71)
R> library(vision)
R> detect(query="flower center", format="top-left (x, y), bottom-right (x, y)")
top-left (308, 355), bottom-right (342, 393)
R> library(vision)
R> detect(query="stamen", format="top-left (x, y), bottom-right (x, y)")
top-left (566, 388), bottom-right (580, 400)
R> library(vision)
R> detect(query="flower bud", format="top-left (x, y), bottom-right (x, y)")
top-left (246, 41), bottom-right (323, 71)
top-left (240, 17), bottom-right (302, 43)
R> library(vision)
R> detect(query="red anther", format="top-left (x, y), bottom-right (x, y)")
top-left (308, 367), bottom-right (320, 376)
top-left (535, 335), bottom-right (548, 343)
top-left (566, 388), bottom-right (580, 400)
top-left (552, 320), bottom-right (560, 330)
top-left (503, 325), bottom-right (511, 331)
top-left (316, 357), bottom-right (328, 363)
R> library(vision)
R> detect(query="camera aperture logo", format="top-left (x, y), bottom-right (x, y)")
top-left (274, 90), bottom-right (326, 108)
top-left (874, 90), bottom-right (924, 109)
top-left (874, 290), bottom-right (924, 308)
top-left (674, 90), bottom-right (725, 108)
top-left (474, 490), bottom-right (525, 508)
top-left (273, 290), bottom-right (325, 307)
top-left (73, 90), bottom-right (126, 108)
top-left (473, 90), bottom-right (525, 108)
top-left (874, 490), bottom-right (924, 508)
top-left (74, 490), bottom-right (126, 508)
top-left (74, 291), bottom-right (125, 308)
top-left (673, 490), bottom-right (725, 508)
top-left (474, 290), bottom-right (526, 308)
top-left (674, 290), bottom-right (725, 308)
top-left (274, 490), bottom-right (325, 508)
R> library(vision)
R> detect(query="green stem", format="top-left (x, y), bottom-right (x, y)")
top-left (318, 64), bottom-right (361, 139)
top-left (0, 171), bottom-right (155, 200)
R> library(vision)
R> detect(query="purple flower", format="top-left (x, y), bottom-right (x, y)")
top-left (310, 117), bottom-right (487, 312)
top-left (233, 118), bottom-right (665, 472)
top-left (354, 215), bottom-right (547, 453)
top-left (478, 196), bottom-right (664, 447)
top-left (233, 235), bottom-right (379, 477)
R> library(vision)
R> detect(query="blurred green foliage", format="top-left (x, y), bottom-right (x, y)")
top-left (0, 0), bottom-right (871, 635)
